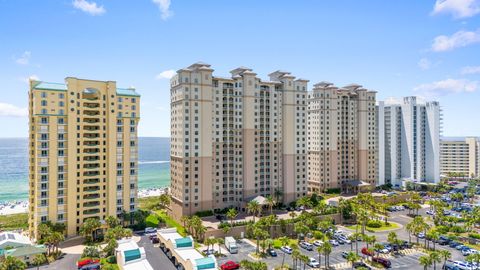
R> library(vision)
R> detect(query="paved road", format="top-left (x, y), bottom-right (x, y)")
top-left (36, 253), bottom-right (79, 270)
top-left (137, 234), bottom-right (176, 270)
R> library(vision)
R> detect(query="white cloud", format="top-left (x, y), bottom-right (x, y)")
top-left (432, 28), bottom-right (480, 52)
top-left (0, 103), bottom-right (27, 117)
top-left (152, 0), bottom-right (173, 20)
top-left (418, 58), bottom-right (432, 70)
top-left (19, 74), bottom-right (40, 84)
top-left (15, 51), bottom-right (31, 65)
top-left (432, 0), bottom-right (480, 19)
top-left (461, 66), bottom-right (480, 74)
top-left (73, 0), bottom-right (105, 16)
top-left (155, 69), bottom-right (176, 80)
top-left (414, 78), bottom-right (478, 97)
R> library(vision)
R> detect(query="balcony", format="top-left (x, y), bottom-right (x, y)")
top-left (84, 141), bottom-right (99, 147)
top-left (83, 171), bottom-right (100, 177)
top-left (83, 149), bottom-right (100, 154)
top-left (84, 178), bottom-right (100, 185)
top-left (83, 201), bottom-right (100, 208)
top-left (84, 126), bottom-right (100, 132)
top-left (83, 186), bottom-right (100, 193)
top-left (83, 194), bottom-right (100, 200)
top-left (83, 102), bottom-right (100, 109)
top-left (84, 118), bottom-right (100, 124)
top-left (84, 133), bottom-right (99, 139)
top-left (84, 156), bottom-right (100, 162)
top-left (83, 164), bottom-right (100, 170)
top-left (83, 110), bottom-right (100, 116)
top-left (83, 209), bottom-right (100, 215)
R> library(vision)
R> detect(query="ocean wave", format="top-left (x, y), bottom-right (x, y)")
top-left (138, 160), bottom-right (170, 164)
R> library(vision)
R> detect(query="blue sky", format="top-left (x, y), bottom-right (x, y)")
top-left (1, 0), bottom-right (479, 138)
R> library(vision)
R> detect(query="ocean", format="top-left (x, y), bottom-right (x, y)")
top-left (0, 137), bottom-right (170, 203)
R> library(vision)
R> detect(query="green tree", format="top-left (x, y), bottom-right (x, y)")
top-left (439, 250), bottom-right (451, 269)
top-left (82, 245), bottom-right (100, 259)
top-left (105, 216), bottom-right (120, 229)
top-left (0, 256), bottom-right (27, 270)
top-left (79, 218), bottom-right (102, 243)
top-left (247, 200), bottom-right (261, 223)
top-left (429, 251), bottom-right (442, 270)
top-left (265, 196), bottom-right (276, 215)
top-left (226, 208), bottom-right (238, 227)
top-left (103, 238), bottom-right (118, 257)
top-left (322, 241), bottom-right (332, 269)
top-left (346, 251), bottom-right (360, 270)
top-left (278, 236), bottom-right (290, 269)
top-left (158, 193), bottom-right (171, 209)
top-left (419, 255), bottom-right (433, 270)
top-left (31, 254), bottom-right (47, 270)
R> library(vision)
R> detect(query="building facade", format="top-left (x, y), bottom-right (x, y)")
top-left (440, 137), bottom-right (480, 178)
top-left (28, 78), bottom-right (140, 239)
top-left (170, 62), bottom-right (308, 219)
top-left (377, 97), bottom-right (441, 187)
top-left (307, 82), bottom-right (377, 194)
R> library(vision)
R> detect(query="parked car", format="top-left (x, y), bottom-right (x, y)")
top-left (443, 260), bottom-right (461, 270)
top-left (361, 247), bottom-right (374, 256)
top-left (453, 261), bottom-right (474, 270)
top-left (462, 248), bottom-right (473, 256)
top-left (372, 257), bottom-right (391, 268)
top-left (267, 248), bottom-right (277, 257)
top-left (313, 240), bottom-right (324, 247)
top-left (220, 261), bottom-right (240, 270)
top-left (341, 251), bottom-right (349, 259)
top-left (456, 245), bottom-right (466, 250)
top-left (376, 246), bottom-right (389, 254)
top-left (438, 236), bottom-right (450, 245)
top-left (300, 241), bottom-right (314, 251)
top-left (281, 246), bottom-right (293, 254)
top-left (77, 259), bottom-right (100, 269)
top-left (80, 264), bottom-right (100, 270)
top-left (329, 239), bottom-right (339, 246)
top-left (144, 227), bottom-right (157, 234)
top-left (417, 232), bottom-right (425, 239)
top-left (338, 236), bottom-right (351, 244)
top-left (353, 262), bottom-right (372, 270)
top-left (203, 248), bottom-right (215, 255)
top-left (450, 241), bottom-right (461, 248)
top-left (151, 236), bottom-right (159, 244)
top-left (308, 258), bottom-right (320, 268)
top-left (426, 210), bottom-right (434, 215)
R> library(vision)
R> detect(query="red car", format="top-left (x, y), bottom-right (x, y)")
top-left (77, 259), bottom-right (100, 269)
top-left (361, 247), bottom-right (374, 256)
top-left (220, 261), bottom-right (240, 270)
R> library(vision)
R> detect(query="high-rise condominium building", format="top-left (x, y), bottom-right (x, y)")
top-left (28, 78), bottom-right (140, 239)
top-left (170, 62), bottom-right (308, 220)
top-left (377, 97), bottom-right (441, 187)
top-left (440, 137), bottom-right (480, 178)
top-left (307, 82), bottom-right (377, 194)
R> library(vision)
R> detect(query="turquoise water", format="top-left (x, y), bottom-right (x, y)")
top-left (0, 137), bottom-right (170, 203)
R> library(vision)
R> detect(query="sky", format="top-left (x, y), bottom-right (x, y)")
top-left (1, 0), bottom-right (479, 138)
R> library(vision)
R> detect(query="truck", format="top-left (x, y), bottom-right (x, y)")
top-left (225, 236), bottom-right (238, 254)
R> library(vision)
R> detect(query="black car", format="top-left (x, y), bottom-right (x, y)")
top-left (151, 236), bottom-right (159, 244)
top-left (449, 241), bottom-right (460, 248)
top-left (437, 236), bottom-right (450, 245)
top-left (353, 262), bottom-right (372, 270)
top-left (81, 264), bottom-right (100, 270)
top-left (267, 248), bottom-right (277, 257)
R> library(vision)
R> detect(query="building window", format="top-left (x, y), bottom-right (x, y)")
top-left (41, 92), bottom-right (47, 98)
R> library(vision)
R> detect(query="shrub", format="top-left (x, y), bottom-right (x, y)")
top-left (145, 214), bottom-right (160, 228)
top-left (325, 188), bottom-right (341, 194)
top-left (366, 220), bottom-right (382, 228)
top-left (313, 231), bottom-right (324, 239)
top-left (82, 246), bottom-right (100, 259)
top-left (450, 226), bottom-right (467, 233)
top-left (194, 210), bottom-right (214, 217)
top-left (435, 226), bottom-right (449, 234)
top-left (469, 233), bottom-right (480, 239)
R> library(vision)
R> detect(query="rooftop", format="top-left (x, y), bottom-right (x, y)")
top-left (32, 81), bottom-right (140, 97)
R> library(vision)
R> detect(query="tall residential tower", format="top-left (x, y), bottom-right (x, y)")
top-left (28, 78), bottom-right (140, 239)
top-left (377, 97), bottom-right (441, 186)
top-left (440, 137), bottom-right (480, 178)
top-left (170, 63), bottom-right (308, 220)
top-left (307, 82), bottom-right (377, 194)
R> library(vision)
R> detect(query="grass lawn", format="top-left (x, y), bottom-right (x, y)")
top-left (0, 213), bottom-right (28, 231)
top-left (138, 196), bottom-right (161, 211)
top-left (155, 210), bottom-right (187, 236)
top-left (346, 222), bottom-right (400, 232)
top-left (272, 238), bottom-right (298, 249)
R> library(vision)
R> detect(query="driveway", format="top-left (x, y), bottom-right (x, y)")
top-left (137, 233), bottom-right (176, 270)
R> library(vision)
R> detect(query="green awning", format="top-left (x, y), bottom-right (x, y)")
top-left (175, 237), bottom-right (193, 248)
top-left (195, 257), bottom-right (216, 270)
top-left (124, 248), bottom-right (141, 262)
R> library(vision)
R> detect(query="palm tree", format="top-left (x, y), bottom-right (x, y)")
top-left (279, 236), bottom-right (290, 269)
top-left (274, 188), bottom-right (283, 205)
top-left (265, 195), bottom-right (276, 215)
top-left (159, 193), bottom-right (171, 209)
top-left (105, 216), bottom-right (120, 229)
top-left (429, 251), bottom-right (442, 270)
top-left (466, 253), bottom-right (480, 268)
top-left (322, 241), bottom-right (333, 269)
top-left (0, 256), bottom-right (27, 270)
top-left (427, 229), bottom-right (440, 250)
top-left (80, 218), bottom-right (102, 243)
top-left (419, 255), bottom-right (433, 270)
top-left (439, 250), bottom-right (451, 269)
top-left (247, 200), bottom-right (261, 222)
top-left (346, 251), bottom-right (360, 270)
top-left (32, 254), bottom-right (46, 270)
top-left (316, 245), bottom-right (323, 268)
top-left (226, 208), bottom-right (238, 227)
top-left (292, 248), bottom-right (301, 270)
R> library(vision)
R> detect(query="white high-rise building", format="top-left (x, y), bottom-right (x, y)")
top-left (377, 97), bottom-right (441, 186)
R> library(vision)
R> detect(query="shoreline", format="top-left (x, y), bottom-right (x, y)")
top-left (0, 187), bottom-right (169, 216)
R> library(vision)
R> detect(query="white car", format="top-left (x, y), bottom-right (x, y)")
top-left (313, 240), bottom-right (324, 247)
top-left (329, 239), bottom-right (339, 246)
top-left (338, 236), bottom-right (351, 244)
top-left (281, 246), bottom-right (293, 254)
top-left (426, 210), bottom-right (434, 215)
top-left (454, 261), bottom-right (474, 270)
top-left (308, 258), bottom-right (320, 268)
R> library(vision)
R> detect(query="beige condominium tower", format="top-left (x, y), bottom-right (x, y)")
top-left (440, 137), bottom-right (480, 178)
top-left (307, 82), bottom-right (377, 194)
top-left (28, 78), bottom-right (140, 239)
top-left (170, 62), bottom-right (308, 220)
